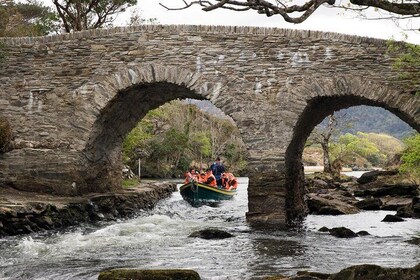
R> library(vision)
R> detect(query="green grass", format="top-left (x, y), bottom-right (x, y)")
top-left (122, 178), bottom-right (140, 188)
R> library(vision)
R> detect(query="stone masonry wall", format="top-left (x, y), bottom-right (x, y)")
top-left (0, 25), bottom-right (419, 227)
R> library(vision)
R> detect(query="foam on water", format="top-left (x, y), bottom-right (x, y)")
top-left (0, 177), bottom-right (418, 280)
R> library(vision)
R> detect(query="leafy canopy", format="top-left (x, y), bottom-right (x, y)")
top-left (387, 41), bottom-right (420, 95)
top-left (400, 133), bottom-right (420, 180)
top-left (123, 100), bottom-right (247, 178)
top-left (52, 0), bottom-right (137, 32)
top-left (0, 0), bottom-right (59, 37)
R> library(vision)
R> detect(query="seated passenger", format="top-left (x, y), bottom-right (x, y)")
top-left (198, 171), bottom-right (207, 183)
top-left (205, 169), bottom-right (217, 187)
top-left (222, 172), bottom-right (238, 190)
top-left (184, 168), bottom-right (198, 184)
top-left (221, 172), bottom-right (229, 188)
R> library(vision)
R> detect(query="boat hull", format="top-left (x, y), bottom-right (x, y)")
top-left (179, 181), bottom-right (236, 206)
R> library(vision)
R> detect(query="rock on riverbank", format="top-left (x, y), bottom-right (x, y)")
top-left (305, 171), bottom-right (419, 218)
top-left (266, 263), bottom-right (420, 280)
top-left (0, 182), bottom-right (176, 237)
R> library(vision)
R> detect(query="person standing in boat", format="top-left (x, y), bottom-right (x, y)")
top-left (210, 157), bottom-right (225, 187)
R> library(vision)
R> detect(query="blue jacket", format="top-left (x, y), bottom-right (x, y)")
top-left (210, 162), bottom-right (225, 180)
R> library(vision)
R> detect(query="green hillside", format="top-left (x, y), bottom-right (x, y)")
top-left (331, 105), bottom-right (415, 139)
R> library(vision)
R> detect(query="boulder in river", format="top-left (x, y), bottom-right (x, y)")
top-left (318, 226), bottom-right (330, 232)
top-left (381, 214), bottom-right (405, 222)
top-left (406, 237), bottom-right (420, 246)
top-left (396, 197), bottom-right (420, 219)
top-left (356, 170), bottom-right (398, 184)
top-left (355, 197), bottom-right (382, 210)
top-left (329, 263), bottom-right (420, 280)
top-left (98, 269), bottom-right (201, 280)
top-left (188, 228), bottom-right (234, 239)
top-left (380, 197), bottom-right (412, 211)
top-left (329, 227), bottom-right (358, 238)
top-left (265, 263), bottom-right (420, 280)
top-left (353, 183), bottom-right (418, 198)
top-left (307, 194), bottom-right (359, 215)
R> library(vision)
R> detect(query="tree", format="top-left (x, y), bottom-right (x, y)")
top-left (52, 0), bottom-right (137, 32)
top-left (307, 114), bottom-right (338, 174)
top-left (162, 0), bottom-right (420, 27)
top-left (127, 7), bottom-right (158, 26)
top-left (189, 131), bottom-right (212, 168)
top-left (0, 0), bottom-right (59, 37)
top-left (387, 41), bottom-right (420, 94)
top-left (399, 133), bottom-right (420, 181)
top-left (336, 132), bottom-right (387, 166)
top-left (122, 100), bottom-right (248, 178)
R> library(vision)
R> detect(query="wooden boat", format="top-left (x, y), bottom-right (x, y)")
top-left (179, 181), bottom-right (237, 206)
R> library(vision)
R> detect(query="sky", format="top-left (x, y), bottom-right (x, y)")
top-left (122, 0), bottom-right (420, 44)
top-left (40, 0), bottom-right (420, 44)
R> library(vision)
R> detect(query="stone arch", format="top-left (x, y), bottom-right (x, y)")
top-left (74, 63), bottom-right (228, 193)
top-left (285, 76), bottom-right (420, 223)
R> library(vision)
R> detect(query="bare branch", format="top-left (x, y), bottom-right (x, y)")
top-left (350, 0), bottom-right (420, 16)
top-left (162, 0), bottom-right (420, 26)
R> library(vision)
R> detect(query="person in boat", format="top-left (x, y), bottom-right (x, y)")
top-left (204, 169), bottom-right (217, 187)
top-left (184, 168), bottom-right (198, 184)
top-left (222, 172), bottom-right (238, 190)
top-left (197, 171), bottom-right (207, 183)
top-left (210, 157), bottom-right (225, 187)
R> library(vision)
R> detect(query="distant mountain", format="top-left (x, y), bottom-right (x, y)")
top-left (186, 100), bottom-right (415, 139)
top-left (185, 99), bottom-right (233, 121)
top-left (326, 105), bottom-right (415, 139)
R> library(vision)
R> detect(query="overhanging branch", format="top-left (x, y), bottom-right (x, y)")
top-left (161, 0), bottom-right (420, 24)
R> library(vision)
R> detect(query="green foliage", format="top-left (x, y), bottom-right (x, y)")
top-left (0, 0), bottom-right (60, 37)
top-left (122, 100), bottom-right (247, 178)
top-left (122, 178), bottom-right (139, 188)
top-left (359, 132), bottom-right (405, 158)
top-left (189, 131), bottom-right (212, 159)
top-left (387, 40), bottom-right (420, 94)
top-left (123, 121), bottom-right (153, 162)
top-left (323, 106), bottom-right (414, 139)
top-left (331, 132), bottom-right (388, 167)
top-left (400, 133), bottom-right (420, 180)
top-left (52, 0), bottom-right (137, 32)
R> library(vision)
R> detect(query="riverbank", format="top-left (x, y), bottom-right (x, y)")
top-left (0, 182), bottom-right (177, 237)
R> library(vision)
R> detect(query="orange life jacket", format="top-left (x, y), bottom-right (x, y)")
top-left (223, 172), bottom-right (238, 190)
top-left (185, 172), bottom-right (197, 184)
top-left (198, 174), bottom-right (207, 183)
top-left (205, 174), bottom-right (217, 187)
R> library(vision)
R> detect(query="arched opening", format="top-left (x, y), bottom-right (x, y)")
top-left (121, 98), bottom-right (247, 182)
top-left (285, 95), bottom-right (420, 223)
top-left (81, 82), bottom-right (203, 193)
top-left (79, 75), bottom-right (247, 194)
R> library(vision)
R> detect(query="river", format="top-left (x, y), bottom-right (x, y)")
top-left (0, 177), bottom-right (419, 279)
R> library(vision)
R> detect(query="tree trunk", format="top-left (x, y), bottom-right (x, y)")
top-left (321, 142), bottom-right (332, 173)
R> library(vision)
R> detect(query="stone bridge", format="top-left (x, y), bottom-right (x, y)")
top-left (0, 25), bottom-right (419, 228)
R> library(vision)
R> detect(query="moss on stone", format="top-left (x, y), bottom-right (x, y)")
top-left (98, 269), bottom-right (201, 280)
top-left (0, 116), bottom-right (12, 153)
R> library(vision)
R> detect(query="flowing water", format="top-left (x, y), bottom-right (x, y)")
top-left (0, 177), bottom-right (419, 279)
